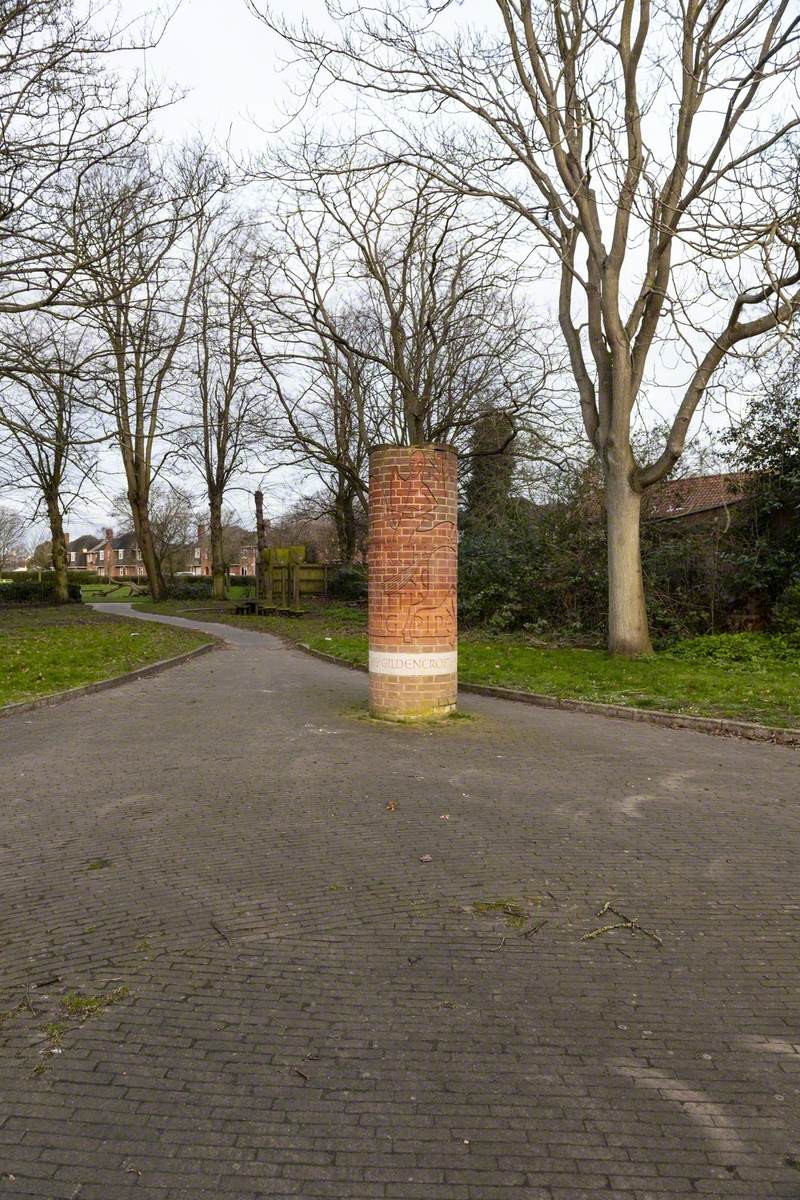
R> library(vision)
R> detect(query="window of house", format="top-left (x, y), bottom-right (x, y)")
top-left (70, 552), bottom-right (76, 562)
top-left (117, 549), bottom-right (124, 560)
top-left (194, 547), bottom-right (201, 560)
top-left (99, 550), bottom-right (104, 561)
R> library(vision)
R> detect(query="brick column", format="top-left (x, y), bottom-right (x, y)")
top-left (368, 444), bottom-right (458, 720)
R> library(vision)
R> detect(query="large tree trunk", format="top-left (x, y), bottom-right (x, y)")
top-left (130, 496), bottom-right (165, 601)
top-left (604, 461), bottom-right (653, 657)
top-left (334, 487), bottom-right (357, 564)
top-left (47, 503), bottom-right (69, 604)
top-left (209, 494), bottom-right (226, 601)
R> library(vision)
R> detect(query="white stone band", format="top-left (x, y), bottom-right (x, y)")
top-left (369, 650), bottom-right (458, 677)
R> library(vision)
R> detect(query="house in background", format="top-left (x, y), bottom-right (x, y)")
top-left (235, 543), bottom-right (257, 576)
top-left (66, 534), bottom-right (99, 570)
top-left (3, 549), bottom-right (29, 572)
top-left (85, 529), bottom-right (146, 580)
top-left (645, 472), bottom-right (755, 528)
top-left (66, 523), bottom-right (250, 582)
top-left (189, 523), bottom-right (258, 577)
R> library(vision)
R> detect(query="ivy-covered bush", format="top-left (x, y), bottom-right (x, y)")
top-left (458, 502), bottom-right (608, 638)
top-left (456, 497), bottom-right (758, 644)
top-left (329, 564), bottom-right (367, 603)
top-left (773, 584), bottom-right (800, 632)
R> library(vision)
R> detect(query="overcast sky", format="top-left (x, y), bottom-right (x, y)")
top-left (133, 0), bottom-right (288, 151)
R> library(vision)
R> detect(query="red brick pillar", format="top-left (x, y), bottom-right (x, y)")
top-left (368, 444), bottom-right (458, 720)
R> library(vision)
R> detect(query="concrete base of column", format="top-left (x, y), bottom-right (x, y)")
top-left (368, 444), bottom-right (458, 721)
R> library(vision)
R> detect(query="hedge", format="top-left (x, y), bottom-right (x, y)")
top-left (164, 579), bottom-right (214, 600)
top-left (0, 580), bottom-right (81, 605)
top-left (1, 570), bottom-right (101, 585)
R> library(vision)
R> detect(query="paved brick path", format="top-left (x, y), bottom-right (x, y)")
top-left (1, 606), bottom-right (799, 1200)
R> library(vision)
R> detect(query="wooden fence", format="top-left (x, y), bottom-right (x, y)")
top-left (260, 549), bottom-right (329, 601)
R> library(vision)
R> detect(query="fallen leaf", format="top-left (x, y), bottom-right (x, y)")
top-left (386, 801), bottom-right (397, 811)
top-left (419, 854), bottom-right (433, 863)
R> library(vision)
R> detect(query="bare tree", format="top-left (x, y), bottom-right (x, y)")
top-left (259, 299), bottom-right (375, 562)
top-left (178, 219), bottom-right (268, 598)
top-left (255, 0), bottom-right (800, 655)
top-left (260, 152), bottom-right (556, 557)
top-left (0, 505), bottom-right (26, 571)
top-left (273, 152), bottom-right (548, 439)
top-left (70, 146), bottom-right (224, 599)
top-left (0, 316), bottom-right (102, 601)
top-left (0, 0), bottom-right (167, 317)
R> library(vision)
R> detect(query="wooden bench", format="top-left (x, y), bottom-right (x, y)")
top-left (233, 598), bottom-right (260, 615)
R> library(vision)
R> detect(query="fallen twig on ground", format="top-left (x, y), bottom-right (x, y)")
top-left (581, 902), bottom-right (663, 947)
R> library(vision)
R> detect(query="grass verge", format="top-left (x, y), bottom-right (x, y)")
top-left (0, 604), bottom-right (211, 707)
top-left (132, 599), bottom-right (800, 729)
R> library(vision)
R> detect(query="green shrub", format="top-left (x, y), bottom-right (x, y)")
top-left (773, 583), bottom-right (800, 632)
top-left (164, 579), bottom-right (213, 601)
top-left (667, 631), bottom-right (800, 667)
top-left (329, 564), bottom-right (367, 602)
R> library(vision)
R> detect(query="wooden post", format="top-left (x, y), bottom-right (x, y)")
top-left (291, 557), bottom-right (300, 610)
top-left (264, 548), bottom-right (273, 606)
top-left (255, 490), bottom-right (267, 602)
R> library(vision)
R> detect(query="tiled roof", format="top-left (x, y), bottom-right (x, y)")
top-left (647, 472), bottom-right (756, 520)
top-left (86, 530), bottom-right (139, 552)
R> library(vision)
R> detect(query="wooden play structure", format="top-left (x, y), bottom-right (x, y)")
top-left (233, 548), bottom-right (328, 617)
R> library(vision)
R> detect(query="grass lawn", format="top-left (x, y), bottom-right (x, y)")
top-left (0, 604), bottom-right (211, 707)
top-left (134, 598), bottom-right (800, 729)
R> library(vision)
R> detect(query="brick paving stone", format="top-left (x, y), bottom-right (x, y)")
top-left (0, 606), bottom-right (799, 1199)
